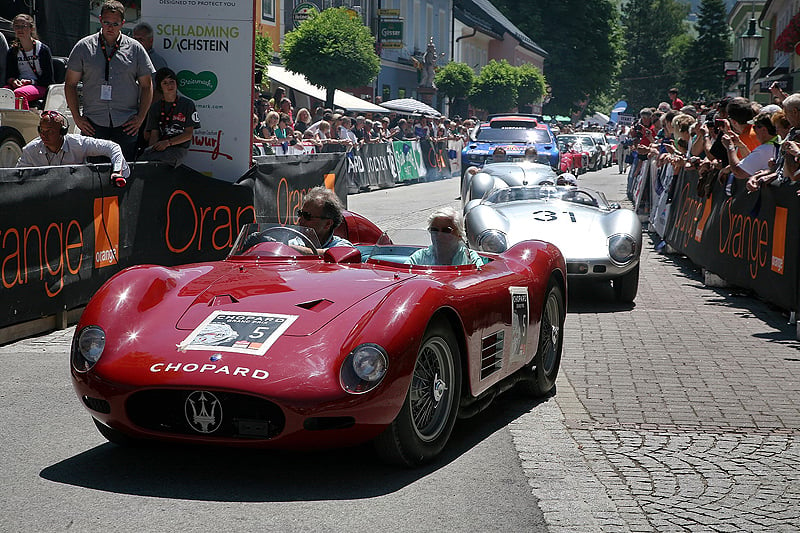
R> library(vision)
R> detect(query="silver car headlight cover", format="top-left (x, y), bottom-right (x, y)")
top-left (340, 343), bottom-right (388, 394)
top-left (608, 234), bottom-right (637, 264)
top-left (478, 229), bottom-right (507, 253)
top-left (72, 326), bottom-right (106, 372)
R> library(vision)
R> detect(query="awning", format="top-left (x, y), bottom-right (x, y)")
top-left (379, 98), bottom-right (441, 117)
top-left (266, 65), bottom-right (389, 113)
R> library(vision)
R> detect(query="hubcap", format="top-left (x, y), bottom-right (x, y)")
top-left (410, 337), bottom-right (454, 442)
top-left (539, 291), bottom-right (561, 375)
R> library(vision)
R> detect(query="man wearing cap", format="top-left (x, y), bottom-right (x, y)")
top-left (16, 110), bottom-right (130, 184)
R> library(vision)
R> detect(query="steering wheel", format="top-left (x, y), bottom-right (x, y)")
top-left (259, 226), bottom-right (319, 254)
top-left (565, 190), bottom-right (597, 206)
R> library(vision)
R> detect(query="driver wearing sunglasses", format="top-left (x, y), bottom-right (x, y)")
top-left (292, 186), bottom-right (353, 250)
top-left (406, 206), bottom-right (485, 266)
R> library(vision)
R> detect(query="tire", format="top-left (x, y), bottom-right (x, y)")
top-left (518, 280), bottom-right (564, 397)
top-left (0, 129), bottom-right (24, 168)
top-left (93, 418), bottom-right (140, 446)
top-left (614, 264), bottom-right (640, 303)
top-left (374, 321), bottom-right (462, 466)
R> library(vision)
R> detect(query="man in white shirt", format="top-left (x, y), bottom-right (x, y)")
top-left (17, 111), bottom-right (130, 185)
top-left (338, 116), bottom-right (358, 146)
top-left (722, 111), bottom-right (779, 181)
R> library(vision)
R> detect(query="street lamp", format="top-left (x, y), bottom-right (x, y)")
top-left (739, 16), bottom-right (763, 98)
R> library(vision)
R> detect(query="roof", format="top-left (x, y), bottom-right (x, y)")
top-left (455, 0), bottom-right (548, 57)
top-left (266, 65), bottom-right (389, 114)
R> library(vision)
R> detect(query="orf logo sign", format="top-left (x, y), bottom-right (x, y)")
top-left (93, 197), bottom-right (119, 268)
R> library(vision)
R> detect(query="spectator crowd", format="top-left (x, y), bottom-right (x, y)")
top-left (621, 85), bottom-right (800, 198)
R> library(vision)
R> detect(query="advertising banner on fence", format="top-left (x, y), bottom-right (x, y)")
top-left (143, 0), bottom-right (254, 181)
top-left (240, 154), bottom-right (349, 224)
top-left (346, 143), bottom-right (399, 191)
top-left (0, 164), bottom-right (255, 328)
top-left (664, 169), bottom-right (799, 311)
top-left (392, 140), bottom-right (426, 182)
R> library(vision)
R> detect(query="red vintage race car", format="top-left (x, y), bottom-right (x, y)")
top-left (71, 212), bottom-right (566, 466)
top-left (558, 139), bottom-right (589, 175)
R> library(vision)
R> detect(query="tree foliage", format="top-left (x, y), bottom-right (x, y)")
top-left (516, 63), bottom-right (547, 108)
top-left (469, 60), bottom-right (519, 114)
top-left (618, 0), bottom-right (689, 112)
top-left (491, 0), bottom-right (623, 116)
top-left (682, 0), bottom-right (732, 102)
top-left (254, 32), bottom-right (274, 68)
top-left (435, 61), bottom-right (474, 100)
top-left (281, 8), bottom-right (380, 107)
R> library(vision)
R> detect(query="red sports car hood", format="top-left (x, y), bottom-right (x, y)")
top-left (175, 262), bottom-right (415, 336)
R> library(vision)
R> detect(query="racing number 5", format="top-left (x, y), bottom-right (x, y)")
top-left (249, 327), bottom-right (270, 339)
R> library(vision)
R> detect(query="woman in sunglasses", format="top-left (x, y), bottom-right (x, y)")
top-left (407, 206), bottom-right (485, 266)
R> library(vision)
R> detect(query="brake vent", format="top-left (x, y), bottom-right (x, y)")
top-left (296, 298), bottom-right (333, 311)
top-left (480, 331), bottom-right (504, 379)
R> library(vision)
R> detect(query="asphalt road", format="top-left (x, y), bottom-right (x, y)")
top-left (3, 164), bottom-right (798, 532)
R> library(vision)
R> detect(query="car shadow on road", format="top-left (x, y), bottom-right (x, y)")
top-left (39, 390), bottom-right (550, 501)
top-left (567, 278), bottom-right (635, 314)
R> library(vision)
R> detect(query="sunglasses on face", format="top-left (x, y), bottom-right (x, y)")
top-left (13, 24), bottom-right (31, 29)
top-left (429, 226), bottom-right (454, 234)
top-left (296, 209), bottom-right (328, 221)
top-left (101, 20), bottom-right (122, 27)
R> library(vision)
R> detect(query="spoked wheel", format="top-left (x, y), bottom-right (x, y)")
top-left (518, 279), bottom-right (564, 397)
top-left (375, 321), bottom-right (461, 466)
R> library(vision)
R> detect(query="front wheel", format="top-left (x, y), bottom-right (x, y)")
top-left (613, 264), bottom-right (640, 303)
top-left (374, 321), bottom-right (461, 467)
top-left (0, 128), bottom-right (24, 168)
top-left (518, 280), bottom-right (564, 397)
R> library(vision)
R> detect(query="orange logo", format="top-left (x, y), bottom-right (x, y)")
top-left (93, 197), bottom-right (119, 268)
top-left (324, 173), bottom-right (336, 190)
top-left (771, 206), bottom-right (787, 275)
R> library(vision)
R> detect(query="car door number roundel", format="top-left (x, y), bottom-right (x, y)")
top-left (531, 210), bottom-right (576, 222)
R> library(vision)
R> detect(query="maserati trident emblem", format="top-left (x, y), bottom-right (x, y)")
top-left (185, 391), bottom-right (223, 434)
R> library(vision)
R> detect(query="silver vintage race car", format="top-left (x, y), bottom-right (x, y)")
top-left (465, 184), bottom-right (642, 302)
top-left (461, 161), bottom-right (570, 208)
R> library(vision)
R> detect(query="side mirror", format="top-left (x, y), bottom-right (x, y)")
top-left (609, 202), bottom-right (621, 210)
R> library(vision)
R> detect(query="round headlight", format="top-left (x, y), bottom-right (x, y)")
top-left (340, 343), bottom-right (388, 394)
top-left (609, 234), bottom-right (637, 264)
top-left (73, 326), bottom-right (106, 371)
top-left (478, 229), bottom-right (507, 253)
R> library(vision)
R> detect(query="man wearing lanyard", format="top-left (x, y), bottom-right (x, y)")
top-left (64, 0), bottom-right (154, 160)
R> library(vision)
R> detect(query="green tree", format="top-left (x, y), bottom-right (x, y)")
top-left (516, 63), bottom-right (547, 109)
top-left (491, 0), bottom-right (623, 116)
top-left (435, 61), bottom-right (474, 118)
top-left (281, 8), bottom-right (380, 108)
top-left (469, 60), bottom-right (519, 114)
top-left (683, 0), bottom-right (732, 102)
top-left (254, 32), bottom-right (274, 68)
top-left (618, 0), bottom-right (689, 111)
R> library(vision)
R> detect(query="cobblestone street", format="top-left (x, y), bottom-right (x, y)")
top-left (515, 230), bottom-right (800, 532)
